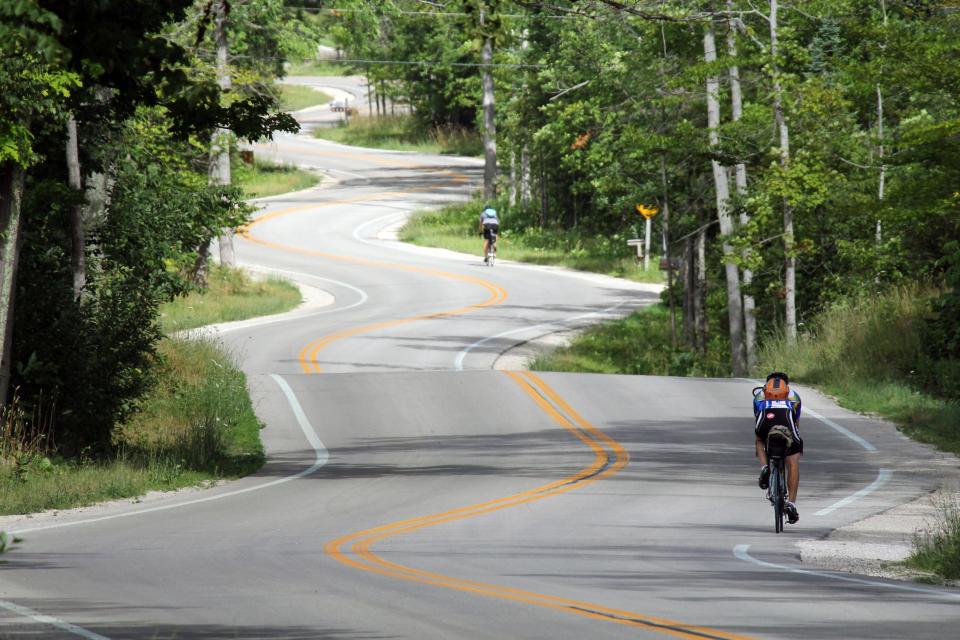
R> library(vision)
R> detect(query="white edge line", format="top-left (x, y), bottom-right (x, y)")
top-left (0, 601), bottom-right (111, 640)
top-left (815, 468), bottom-right (892, 516)
top-left (733, 544), bottom-right (960, 601)
top-left (805, 406), bottom-right (877, 452)
top-left (454, 300), bottom-right (630, 371)
top-left (9, 375), bottom-right (328, 536)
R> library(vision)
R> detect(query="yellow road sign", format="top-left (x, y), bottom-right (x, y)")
top-left (635, 204), bottom-right (659, 220)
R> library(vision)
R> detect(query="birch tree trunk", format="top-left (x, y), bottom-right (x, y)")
top-left (66, 115), bottom-right (86, 299)
top-left (704, 22), bottom-right (746, 375)
top-left (508, 151), bottom-right (517, 206)
top-left (481, 26), bottom-right (497, 201)
top-left (769, 0), bottom-right (797, 341)
top-left (520, 146), bottom-right (531, 207)
top-left (726, 13), bottom-right (756, 369)
top-left (211, 0), bottom-right (235, 268)
top-left (660, 155), bottom-right (676, 347)
top-left (876, 82), bottom-right (885, 246)
top-left (696, 204), bottom-right (708, 355)
top-left (0, 163), bottom-right (26, 406)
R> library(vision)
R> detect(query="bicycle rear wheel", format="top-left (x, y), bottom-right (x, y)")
top-left (771, 464), bottom-right (784, 533)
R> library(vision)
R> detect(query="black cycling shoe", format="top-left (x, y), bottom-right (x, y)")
top-left (758, 465), bottom-right (770, 490)
top-left (785, 501), bottom-right (799, 524)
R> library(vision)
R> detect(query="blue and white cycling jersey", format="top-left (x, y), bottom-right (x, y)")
top-left (753, 388), bottom-right (802, 421)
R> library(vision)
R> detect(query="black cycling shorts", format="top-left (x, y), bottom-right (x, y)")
top-left (755, 407), bottom-right (803, 456)
top-left (483, 223), bottom-right (499, 240)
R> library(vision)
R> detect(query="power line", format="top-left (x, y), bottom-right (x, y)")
top-left (284, 6), bottom-right (581, 20)
top-left (290, 57), bottom-right (549, 68)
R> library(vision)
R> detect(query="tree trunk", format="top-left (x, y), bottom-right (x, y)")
top-left (520, 145), bottom-right (531, 207)
top-left (0, 163), bottom-right (26, 406)
top-left (726, 11), bottom-right (756, 370)
top-left (876, 82), bottom-right (885, 246)
top-left (509, 151), bottom-right (517, 207)
top-left (770, 0), bottom-right (796, 341)
top-left (66, 115), bottom-right (86, 299)
top-left (481, 27), bottom-right (497, 201)
top-left (660, 154), bottom-right (676, 347)
top-left (683, 237), bottom-right (695, 347)
top-left (695, 202), bottom-right (708, 355)
top-left (704, 22), bottom-right (746, 375)
top-left (211, 0), bottom-right (235, 268)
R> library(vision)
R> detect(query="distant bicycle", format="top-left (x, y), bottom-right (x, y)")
top-left (764, 425), bottom-right (792, 533)
top-left (486, 228), bottom-right (497, 266)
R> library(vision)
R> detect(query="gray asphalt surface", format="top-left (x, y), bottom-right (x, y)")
top-left (1, 81), bottom-right (958, 640)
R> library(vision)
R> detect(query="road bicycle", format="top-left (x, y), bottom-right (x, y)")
top-left (485, 229), bottom-right (497, 267)
top-left (765, 426), bottom-right (792, 533)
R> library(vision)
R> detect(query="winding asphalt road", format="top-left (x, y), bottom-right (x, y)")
top-left (1, 82), bottom-right (958, 639)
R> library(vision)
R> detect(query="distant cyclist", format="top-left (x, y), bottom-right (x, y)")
top-left (754, 372), bottom-right (803, 523)
top-left (478, 204), bottom-right (499, 264)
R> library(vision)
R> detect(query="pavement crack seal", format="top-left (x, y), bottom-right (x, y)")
top-left (324, 371), bottom-right (754, 640)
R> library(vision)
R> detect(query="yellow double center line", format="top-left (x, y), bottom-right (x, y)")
top-left (325, 372), bottom-right (752, 640)
top-left (243, 152), bottom-right (751, 638)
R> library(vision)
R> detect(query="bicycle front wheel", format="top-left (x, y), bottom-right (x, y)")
top-left (771, 465), bottom-right (784, 533)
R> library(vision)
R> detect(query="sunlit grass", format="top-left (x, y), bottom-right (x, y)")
top-left (234, 159), bottom-right (321, 199)
top-left (160, 265), bottom-right (301, 334)
top-left (401, 200), bottom-right (666, 284)
top-left (286, 59), bottom-right (355, 76)
top-left (313, 114), bottom-right (483, 156)
top-left (278, 84), bottom-right (333, 111)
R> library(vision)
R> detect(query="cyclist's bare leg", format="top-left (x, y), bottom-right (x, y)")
top-left (786, 452), bottom-right (800, 503)
top-left (755, 437), bottom-right (767, 467)
top-left (482, 238), bottom-right (490, 257)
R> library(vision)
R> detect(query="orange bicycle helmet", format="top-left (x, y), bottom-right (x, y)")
top-left (763, 372), bottom-right (790, 400)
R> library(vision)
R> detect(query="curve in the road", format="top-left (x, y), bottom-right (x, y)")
top-left (325, 371), bottom-right (752, 640)
top-left (242, 207), bottom-right (508, 373)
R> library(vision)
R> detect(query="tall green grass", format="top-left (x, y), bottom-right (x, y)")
top-left (755, 284), bottom-right (960, 455)
top-left (0, 266), bottom-right (298, 516)
top-left (160, 265), bottom-right (301, 333)
top-left (0, 336), bottom-right (263, 515)
top-left (908, 492), bottom-right (960, 581)
top-left (313, 114), bottom-right (483, 156)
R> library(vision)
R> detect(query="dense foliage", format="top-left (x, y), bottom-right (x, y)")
top-left (0, 1), bottom-right (301, 455)
top-left (326, 0), bottom-right (959, 393)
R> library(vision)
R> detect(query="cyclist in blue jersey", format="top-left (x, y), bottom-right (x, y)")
top-left (479, 205), bottom-right (499, 263)
top-left (754, 372), bottom-right (803, 523)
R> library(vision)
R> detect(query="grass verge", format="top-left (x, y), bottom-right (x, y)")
top-left (286, 59), bottom-right (354, 76)
top-left (234, 159), bottom-right (321, 199)
top-left (313, 114), bottom-right (483, 156)
top-left (0, 336), bottom-right (264, 515)
top-left (278, 84), bottom-right (333, 112)
top-left (0, 266), bottom-right (302, 517)
top-left (160, 265), bottom-right (301, 334)
top-left (401, 200), bottom-right (665, 284)
top-left (907, 493), bottom-right (960, 582)
top-left (530, 304), bottom-right (727, 376)
top-left (756, 285), bottom-right (960, 456)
